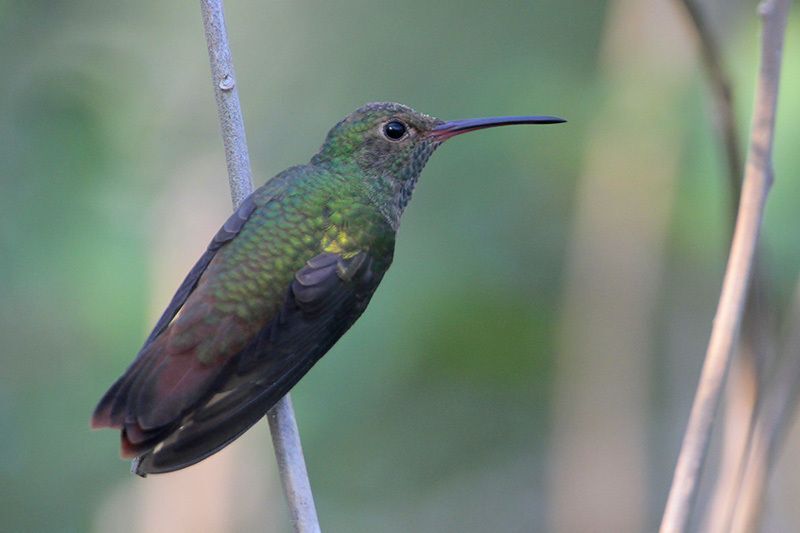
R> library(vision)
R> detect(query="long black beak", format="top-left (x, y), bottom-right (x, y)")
top-left (430, 115), bottom-right (566, 141)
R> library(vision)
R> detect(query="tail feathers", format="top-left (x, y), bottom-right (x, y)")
top-left (121, 422), bottom-right (171, 459)
top-left (92, 333), bottom-right (244, 467)
top-left (92, 352), bottom-right (176, 461)
top-left (133, 356), bottom-right (314, 475)
top-left (91, 378), bottom-right (124, 429)
top-left (91, 337), bottom-right (172, 434)
top-left (91, 353), bottom-right (157, 430)
top-left (93, 352), bottom-right (304, 475)
top-left (133, 379), bottom-right (284, 475)
top-left (93, 361), bottom-right (177, 461)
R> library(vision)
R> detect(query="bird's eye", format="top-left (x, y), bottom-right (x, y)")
top-left (383, 120), bottom-right (407, 140)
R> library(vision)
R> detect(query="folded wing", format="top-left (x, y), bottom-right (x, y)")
top-left (132, 251), bottom-right (385, 475)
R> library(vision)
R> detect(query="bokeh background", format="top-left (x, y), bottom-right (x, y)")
top-left (1, 0), bottom-right (799, 531)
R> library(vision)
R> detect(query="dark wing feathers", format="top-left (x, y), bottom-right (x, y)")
top-left (93, 171), bottom-right (394, 475)
top-left (132, 251), bottom-right (386, 475)
top-left (143, 195), bottom-right (257, 348)
top-left (91, 196), bottom-right (258, 430)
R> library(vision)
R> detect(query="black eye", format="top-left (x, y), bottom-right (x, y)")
top-left (383, 120), bottom-right (407, 140)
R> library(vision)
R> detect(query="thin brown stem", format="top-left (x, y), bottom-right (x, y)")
top-left (199, 1), bottom-right (321, 531)
top-left (674, 3), bottom-right (779, 531)
top-left (659, 0), bottom-right (790, 530)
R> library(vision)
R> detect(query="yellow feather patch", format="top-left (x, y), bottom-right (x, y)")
top-left (321, 225), bottom-right (360, 258)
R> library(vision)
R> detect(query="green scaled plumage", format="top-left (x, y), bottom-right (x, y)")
top-left (91, 102), bottom-right (564, 475)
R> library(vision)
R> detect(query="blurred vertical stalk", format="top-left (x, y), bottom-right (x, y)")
top-left (548, 2), bottom-right (690, 531)
top-left (672, 2), bottom-right (777, 531)
top-left (199, 2), bottom-right (321, 532)
top-left (660, 0), bottom-right (789, 530)
top-left (732, 279), bottom-right (800, 531)
top-left (726, 1), bottom-right (795, 527)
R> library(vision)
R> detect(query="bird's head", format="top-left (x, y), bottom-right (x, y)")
top-left (312, 102), bottom-right (564, 223)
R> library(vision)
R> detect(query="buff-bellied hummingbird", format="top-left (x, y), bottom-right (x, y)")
top-left (92, 102), bottom-right (565, 475)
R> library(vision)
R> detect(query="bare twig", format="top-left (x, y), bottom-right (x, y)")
top-left (199, 2), bottom-right (321, 531)
top-left (659, 0), bottom-right (790, 530)
top-left (267, 395), bottom-right (321, 533)
top-left (673, 3), bottom-right (778, 531)
top-left (200, 0), bottom-right (253, 207)
top-left (675, 0), bottom-right (743, 211)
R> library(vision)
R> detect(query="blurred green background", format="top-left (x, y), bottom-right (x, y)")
top-left (1, 0), bottom-right (799, 531)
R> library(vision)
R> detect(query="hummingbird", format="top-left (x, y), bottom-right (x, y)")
top-left (92, 102), bottom-right (564, 475)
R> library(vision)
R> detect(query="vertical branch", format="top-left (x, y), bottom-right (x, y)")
top-left (199, 2), bottom-right (321, 532)
top-left (673, 2), bottom-right (778, 531)
top-left (659, 0), bottom-right (790, 530)
top-left (199, 0), bottom-right (253, 207)
top-left (267, 395), bottom-right (321, 533)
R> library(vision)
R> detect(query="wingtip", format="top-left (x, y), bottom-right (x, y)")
top-left (90, 408), bottom-right (114, 430)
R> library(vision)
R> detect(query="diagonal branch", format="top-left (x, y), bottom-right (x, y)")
top-left (199, 2), bottom-right (321, 531)
top-left (673, 2), bottom-right (779, 531)
top-left (659, 0), bottom-right (790, 530)
top-left (675, 0), bottom-right (744, 212)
